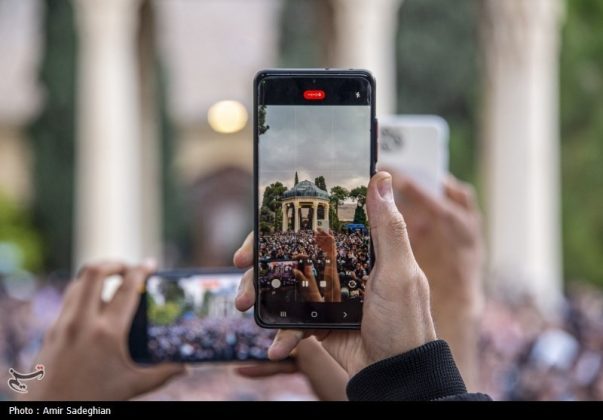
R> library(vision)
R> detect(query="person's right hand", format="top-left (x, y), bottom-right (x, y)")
top-left (24, 262), bottom-right (184, 401)
top-left (234, 172), bottom-right (437, 378)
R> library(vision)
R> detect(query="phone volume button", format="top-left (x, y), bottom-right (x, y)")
top-left (373, 118), bottom-right (379, 162)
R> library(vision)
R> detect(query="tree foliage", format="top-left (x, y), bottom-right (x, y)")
top-left (260, 182), bottom-right (288, 232)
top-left (148, 300), bottom-right (183, 326)
top-left (353, 206), bottom-right (367, 226)
top-left (0, 193), bottom-right (43, 272)
top-left (330, 185), bottom-right (349, 218)
top-left (28, 0), bottom-right (77, 271)
top-left (314, 176), bottom-right (326, 191)
top-left (258, 104), bottom-right (270, 135)
top-left (396, 0), bottom-right (479, 185)
top-left (350, 186), bottom-right (368, 208)
top-left (560, 0), bottom-right (603, 286)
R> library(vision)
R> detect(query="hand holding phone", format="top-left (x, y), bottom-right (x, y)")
top-left (28, 262), bottom-right (184, 401)
top-left (254, 69), bottom-right (377, 329)
top-left (237, 172), bottom-right (438, 377)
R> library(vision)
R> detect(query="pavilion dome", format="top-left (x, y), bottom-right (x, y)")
top-left (282, 180), bottom-right (329, 200)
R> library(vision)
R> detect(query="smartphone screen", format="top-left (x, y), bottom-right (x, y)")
top-left (254, 70), bottom-right (376, 328)
top-left (129, 270), bottom-right (275, 363)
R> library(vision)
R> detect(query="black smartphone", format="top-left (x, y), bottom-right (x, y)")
top-left (254, 69), bottom-right (377, 329)
top-left (128, 268), bottom-right (275, 363)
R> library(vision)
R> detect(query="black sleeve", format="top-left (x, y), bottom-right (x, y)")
top-left (346, 340), bottom-right (491, 401)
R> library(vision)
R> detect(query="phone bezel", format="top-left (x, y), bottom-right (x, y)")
top-left (253, 69), bottom-right (377, 330)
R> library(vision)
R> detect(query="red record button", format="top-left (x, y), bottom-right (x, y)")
top-left (303, 90), bottom-right (326, 101)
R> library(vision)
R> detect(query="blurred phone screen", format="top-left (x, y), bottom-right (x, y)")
top-left (130, 270), bottom-right (274, 363)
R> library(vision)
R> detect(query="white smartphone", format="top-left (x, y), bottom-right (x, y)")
top-left (377, 115), bottom-right (449, 197)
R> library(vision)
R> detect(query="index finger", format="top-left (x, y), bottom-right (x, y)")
top-left (234, 232), bottom-right (254, 268)
top-left (268, 329), bottom-right (306, 360)
top-left (104, 263), bottom-right (155, 334)
top-left (75, 261), bottom-right (128, 318)
top-left (235, 361), bottom-right (297, 378)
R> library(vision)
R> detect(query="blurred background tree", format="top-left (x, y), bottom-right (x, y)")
top-left (28, 0), bottom-right (77, 272)
top-left (395, 0), bottom-right (479, 185)
top-left (560, 0), bottom-right (603, 287)
top-left (0, 192), bottom-right (43, 273)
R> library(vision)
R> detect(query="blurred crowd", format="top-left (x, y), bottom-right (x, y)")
top-left (148, 317), bottom-right (275, 362)
top-left (479, 283), bottom-right (603, 401)
top-left (2, 275), bottom-right (603, 400)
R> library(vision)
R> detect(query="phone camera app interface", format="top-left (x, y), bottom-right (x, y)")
top-left (258, 77), bottom-right (372, 323)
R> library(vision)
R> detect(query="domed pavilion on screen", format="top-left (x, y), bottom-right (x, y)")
top-left (281, 180), bottom-right (330, 232)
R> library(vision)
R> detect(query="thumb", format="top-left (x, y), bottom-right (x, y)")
top-left (367, 172), bottom-right (415, 267)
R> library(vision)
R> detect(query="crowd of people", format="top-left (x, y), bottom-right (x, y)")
top-left (479, 285), bottom-right (603, 401)
top-left (3, 277), bottom-right (603, 400)
top-left (258, 229), bottom-right (370, 299)
top-left (148, 317), bottom-right (275, 363)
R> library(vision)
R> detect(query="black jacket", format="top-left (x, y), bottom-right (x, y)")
top-left (346, 340), bottom-right (491, 401)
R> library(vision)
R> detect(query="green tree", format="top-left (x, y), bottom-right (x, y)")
top-left (560, 0), bottom-right (603, 286)
top-left (396, 0), bottom-right (479, 184)
top-left (0, 193), bottom-right (43, 272)
top-left (261, 182), bottom-right (288, 211)
top-left (258, 104), bottom-right (270, 135)
top-left (28, 0), bottom-right (77, 271)
top-left (329, 207), bottom-right (340, 232)
top-left (314, 176), bottom-right (327, 191)
top-left (157, 280), bottom-right (185, 305)
top-left (148, 300), bottom-right (183, 326)
top-left (295, 171), bottom-right (299, 185)
top-left (353, 206), bottom-right (368, 226)
top-left (261, 182), bottom-right (288, 231)
top-left (350, 186), bottom-right (368, 208)
top-left (330, 186), bottom-right (349, 220)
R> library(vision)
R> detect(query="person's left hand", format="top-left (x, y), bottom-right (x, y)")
top-left (236, 337), bottom-right (348, 401)
top-left (25, 261), bottom-right (184, 401)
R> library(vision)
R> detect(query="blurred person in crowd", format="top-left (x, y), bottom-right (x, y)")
top-left (236, 171), bottom-right (485, 395)
top-left (234, 172), bottom-right (490, 401)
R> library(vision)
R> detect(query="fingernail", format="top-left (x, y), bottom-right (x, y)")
top-left (236, 280), bottom-right (244, 299)
top-left (377, 174), bottom-right (394, 203)
top-left (142, 257), bottom-right (157, 271)
top-left (268, 341), bottom-right (283, 359)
